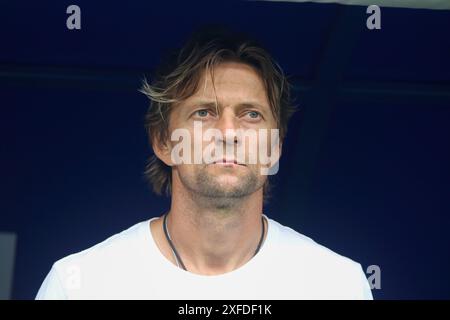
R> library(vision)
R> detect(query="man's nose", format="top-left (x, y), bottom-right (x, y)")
top-left (215, 108), bottom-right (239, 144)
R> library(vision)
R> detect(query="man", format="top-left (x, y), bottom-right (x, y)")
top-left (36, 26), bottom-right (373, 299)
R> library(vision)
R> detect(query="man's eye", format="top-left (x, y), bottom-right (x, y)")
top-left (246, 111), bottom-right (261, 119)
top-left (195, 109), bottom-right (209, 117)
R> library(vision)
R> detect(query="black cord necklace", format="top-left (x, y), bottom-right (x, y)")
top-left (162, 212), bottom-right (266, 271)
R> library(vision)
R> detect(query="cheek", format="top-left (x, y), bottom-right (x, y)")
top-left (177, 163), bottom-right (197, 175)
top-left (182, 164), bottom-right (213, 181)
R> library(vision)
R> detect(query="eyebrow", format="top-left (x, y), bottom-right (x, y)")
top-left (185, 100), bottom-right (270, 114)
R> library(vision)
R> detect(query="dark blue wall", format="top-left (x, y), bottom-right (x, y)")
top-left (1, 0), bottom-right (449, 299)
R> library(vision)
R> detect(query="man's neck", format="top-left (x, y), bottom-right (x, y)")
top-left (164, 182), bottom-right (267, 275)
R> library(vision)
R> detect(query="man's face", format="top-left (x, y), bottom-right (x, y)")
top-left (162, 62), bottom-right (279, 201)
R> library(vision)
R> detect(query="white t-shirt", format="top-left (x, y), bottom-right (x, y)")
top-left (36, 215), bottom-right (373, 299)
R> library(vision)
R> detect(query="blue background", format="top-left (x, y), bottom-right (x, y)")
top-left (1, 0), bottom-right (449, 299)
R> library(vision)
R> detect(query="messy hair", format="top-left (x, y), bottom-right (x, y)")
top-left (140, 25), bottom-right (297, 202)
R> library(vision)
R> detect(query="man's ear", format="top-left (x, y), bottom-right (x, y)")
top-left (152, 137), bottom-right (173, 167)
top-left (273, 141), bottom-right (282, 166)
top-left (279, 142), bottom-right (283, 159)
top-left (270, 137), bottom-right (282, 163)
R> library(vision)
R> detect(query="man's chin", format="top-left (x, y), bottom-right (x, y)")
top-left (192, 168), bottom-right (261, 198)
top-left (209, 170), bottom-right (253, 186)
top-left (201, 179), bottom-right (261, 199)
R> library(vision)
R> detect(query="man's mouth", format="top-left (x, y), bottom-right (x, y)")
top-left (212, 158), bottom-right (246, 166)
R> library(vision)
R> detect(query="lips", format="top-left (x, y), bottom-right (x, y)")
top-left (212, 158), bottom-right (245, 166)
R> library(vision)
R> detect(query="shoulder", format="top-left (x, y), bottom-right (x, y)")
top-left (266, 217), bottom-right (373, 299)
top-left (268, 217), bottom-right (359, 267)
top-left (54, 219), bottom-right (150, 270)
top-left (36, 219), bottom-right (151, 299)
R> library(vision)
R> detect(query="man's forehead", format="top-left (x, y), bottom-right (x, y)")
top-left (198, 62), bottom-right (265, 88)
top-left (181, 63), bottom-right (268, 106)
